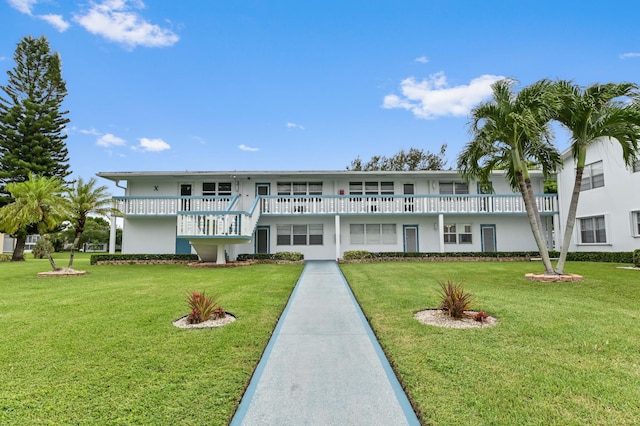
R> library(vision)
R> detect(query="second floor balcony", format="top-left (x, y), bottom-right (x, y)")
top-left (114, 194), bottom-right (559, 217)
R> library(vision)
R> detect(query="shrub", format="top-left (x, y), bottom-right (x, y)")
top-left (90, 254), bottom-right (199, 265)
top-left (237, 252), bottom-right (304, 262)
top-left (343, 250), bottom-right (373, 260)
top-left (634, 249), bottom-right (640, 268)
top-left (438, 280), bottom-right (475, 319)
top-left (272, 251), bottom-right (304, 261)
top-left (0, 254), bottom-right (11, 262)
top-left (32, 237), bottom-right (54, 259)
top-left (186, 291), bottom-right (225, 324)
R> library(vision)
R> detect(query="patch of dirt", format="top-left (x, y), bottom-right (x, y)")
top-left (172, 313), bottom-right (237, 329)
top-left (525, 273), bottom-right (583, 282)
top-left (37, 268), bottom-right (87, 277)
top-left (414, 309), bottom-right (498, 329)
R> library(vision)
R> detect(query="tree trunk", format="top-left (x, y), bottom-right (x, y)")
top-left (11, 232), bottom-right (26, 261)
top-left (67, 232), bottom-right (81, 269)
top-left (517, 171), bottom-right (555, 274)
top-left (41, 234), bottom-right (59, 271)
top-left (555, 166), bottom-right (584, 274)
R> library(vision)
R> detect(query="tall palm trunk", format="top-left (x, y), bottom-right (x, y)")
top-left (555, 165), bottom-right (585, 274)
top-left (516, 170), bottom-right (555, 274)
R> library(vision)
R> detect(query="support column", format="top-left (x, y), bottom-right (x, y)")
top-left (335, 215), bottom-right (341, 261)
top-left (216, 244), bottom-right (226, 265)
top-left (109, 214), bottom-right (117, 254)
top-left (552, 213), bottom-right (561, 251)
top-left (438, 214), bottom-right (444, 253)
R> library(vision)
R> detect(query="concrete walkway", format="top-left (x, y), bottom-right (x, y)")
top-left (230, 260), bottom-right (420, 425)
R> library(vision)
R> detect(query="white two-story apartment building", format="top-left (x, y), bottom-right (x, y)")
top-left (97, 170), bottom-right (558, 262)
top-left (556, 138), bottom-right (640, 253)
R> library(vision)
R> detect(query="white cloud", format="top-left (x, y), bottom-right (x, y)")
top-left (383, 72), bottom-right (505, 119)
top-left (415, 56), bottom-right (429, 64)
top-left (620, 52), bottom-right (640, 59)
top-left (74, 0), bottom-right (179, 49)
top-left (286, 122), bottom-right (305, 130)
top-left (238, 144), bottom-right (259, 152)
top-left (38, 14), bottom-right (70, 32)
top-left (80, 128), bottom-right (102, 135)
top-left (96, 133), bottom-right (126, 147)
top-left (7, 0), bottom-right (37, 14)
top-left (135, 137), bottom-right (170, 152)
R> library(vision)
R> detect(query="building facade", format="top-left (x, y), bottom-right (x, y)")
top-left (97, 170), bottom-right (558, 262)
top-left (556, 137), bottom-right (640, 253)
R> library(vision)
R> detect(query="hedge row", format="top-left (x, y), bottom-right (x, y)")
top-left (90, 254), bottom-right (199, 265)
top-left (237, 252), bottom-right (304, 262)
top-left (342, 250), bottom-right (635, 263)
top-left (634, 249), bottom-right (640, 267)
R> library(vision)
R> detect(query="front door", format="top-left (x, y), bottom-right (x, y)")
top-left (180, 183), bottom-right (192, 211)
top-left (255, 226), bottom-right (269, 254)
top-left (403, 225), bottom-right (418, 252)
top-left (481, 225), bottom-right (496, 252)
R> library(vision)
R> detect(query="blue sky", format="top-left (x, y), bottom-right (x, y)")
top-left (2, 0), bottom-right (640, 193)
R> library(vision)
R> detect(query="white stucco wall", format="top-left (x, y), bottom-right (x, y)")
top-left (122, 217), bottom-right (178, 254)
top-left (557, 138), bottom-right (640, 252)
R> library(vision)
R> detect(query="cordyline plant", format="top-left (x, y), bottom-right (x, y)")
top-left (186, 291), bottom-right (225, 324)
top-left (438, 280), bottom-right (475, 319)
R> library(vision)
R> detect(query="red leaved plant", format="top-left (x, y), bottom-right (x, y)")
top-left (186, 291), bottom-right (225, 324)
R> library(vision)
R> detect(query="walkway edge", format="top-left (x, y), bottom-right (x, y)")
top-left (229, 263), bottom-right (310, 425)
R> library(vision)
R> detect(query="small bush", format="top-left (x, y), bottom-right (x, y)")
top-left (273, 251), bottom-right (304, 261)
top-left (32, 237), bottom-right (54, 259)
top-left (343, 250), bottom-right (373, 260)
top-left (0, 254), bottom-right (11, 262)
top-left (634, 249), bottom-right (640, 268)
top-left (438, 280), bottom-right (475, 319)
top-left (186, 291), bottom-right (224, 324)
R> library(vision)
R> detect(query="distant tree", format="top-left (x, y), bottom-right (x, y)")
top-left (551, 81), bottom-right (640, 274)
top-left (0, 35), bottom-right (71, 261)
top-left (66, 177), bottom-right (114, 269)
top-left (0, 174), bottom-right (70, 271)
top-left (346, 145), bottom-right (448, 171)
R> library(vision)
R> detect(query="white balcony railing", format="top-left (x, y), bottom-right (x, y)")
top-left (113, 196), bottom-right (236, 216)
top-left (259, 194), bottom-right (558, 215)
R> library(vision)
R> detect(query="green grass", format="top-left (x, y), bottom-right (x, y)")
top-left (341, 261), bottom-right (640, 425)
top-left (0, 253), bottom-right (303, 425)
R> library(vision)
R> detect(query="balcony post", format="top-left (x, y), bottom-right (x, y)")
top-left (109, 213), bottom-right (117, 254)
top-left (335, 214), bottom-right (341, 260)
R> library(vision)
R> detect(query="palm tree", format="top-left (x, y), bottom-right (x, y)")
top-left (0, 174), bottom-right (70, 270)
top-left (552, 81), bottom-right (640, 274)
top-left (66, 177), bottom-right (114, 269)
top-left (458, 79), bottom-right (561, 275)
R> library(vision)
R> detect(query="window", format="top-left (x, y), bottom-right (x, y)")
top-left (444, 224), bottom-right (457, 243)
top-left (459, 224), bottom-right (473, 244)
top-left (277, 182), bottom-right (323, 195)
top-left (349, 181), bottom-right (394, 195)
top-left (202, 182), bottom-right (216, 195)
top-left (580, 161), bottom-right (604, 191)
top-left (633, 211), bottom-right (640, 236)
top-left (349, 224), bottom-right (397, 244)
top-left (440, 182), bottom-right (469, 194)
top-left (277, 224), bottom-right (323, 246)
top-left (579, 216), bottom-right (607, 244)
top-left (203, 182), bottom-right (231, 195)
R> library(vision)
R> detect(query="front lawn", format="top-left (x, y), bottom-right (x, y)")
top-left (341, 261), bottom-right (640, 425)
top-left (0, 254), bottom-right (302, 425)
